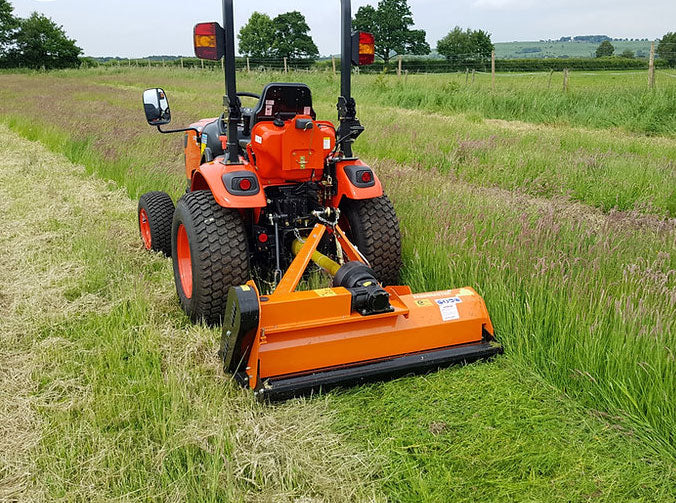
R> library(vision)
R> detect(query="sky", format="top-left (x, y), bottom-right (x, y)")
top-left (9, 0), bottom-right (676, 58)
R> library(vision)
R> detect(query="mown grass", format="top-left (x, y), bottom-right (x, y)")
top-left (0, 68), bottom-right (674, 499)
top-left (1, 125), bottom-right (673, 502)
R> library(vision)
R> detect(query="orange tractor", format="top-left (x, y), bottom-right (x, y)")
top-left (138, 0), bottom-right (500, 399)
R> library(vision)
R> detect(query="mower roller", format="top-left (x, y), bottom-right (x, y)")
top-left (138, 0), bottom-right (501, 399)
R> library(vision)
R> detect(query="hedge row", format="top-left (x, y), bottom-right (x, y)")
top-left (98, 56), bottom-right (670, 73)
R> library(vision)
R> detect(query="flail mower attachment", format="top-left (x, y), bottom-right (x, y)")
top-left (220, 220), bottom-right (502, 400)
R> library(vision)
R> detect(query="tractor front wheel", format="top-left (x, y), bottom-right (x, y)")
top-left (340, 195), bottom-right (402, 286)
top-left (171, 191), bottom-right (250, 325)
top-left (138, 191), bottom-right (175, 257)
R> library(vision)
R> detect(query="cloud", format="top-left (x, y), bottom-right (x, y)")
top-left (472, 0), bottom-right (540, 9)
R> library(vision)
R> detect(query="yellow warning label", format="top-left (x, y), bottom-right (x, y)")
top-left (240, 285), bottom-right (251, 292)
top-left (456, 288), bottom-right (474, 297)
top-left (415, 299), bottom-right (433, 307)
top-left (316, 288), bottom-right (337, 297)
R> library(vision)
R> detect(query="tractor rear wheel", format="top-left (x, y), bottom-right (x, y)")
top-left (341, 195), bottom-right (402, 286)
top-left (171, 190), bottom-right (250, 325)
top-left (138, 191), bottom-right (174, 257)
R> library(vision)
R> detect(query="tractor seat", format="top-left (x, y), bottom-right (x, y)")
top-left (201, 119), bottom-right (250, 159)
top-left (251, 83), bottom-right (316, 130)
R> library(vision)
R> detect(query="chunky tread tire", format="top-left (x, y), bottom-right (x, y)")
top-left (172, 190), bottom-right (250, 325)
top-left (138, 191), bottom-right (175, 257)
top-left (341, 195), bottom-right (402, 286)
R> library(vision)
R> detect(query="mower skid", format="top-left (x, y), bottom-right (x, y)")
top-left (256, 340), bottom-right (502, 401)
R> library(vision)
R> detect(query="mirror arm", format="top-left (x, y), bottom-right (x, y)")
top-left (156, 125), bottom-right (201, 139)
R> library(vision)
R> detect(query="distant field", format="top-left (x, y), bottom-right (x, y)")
top-left (0, 67), bottom-right (674, 501)
top-left (495, 39), bottom-right (654, 59)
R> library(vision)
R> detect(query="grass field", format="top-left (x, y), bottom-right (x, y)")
top-left (494, 40), bottom-right (654, 59)
top-left (0, 67), bottom-right (674, 501)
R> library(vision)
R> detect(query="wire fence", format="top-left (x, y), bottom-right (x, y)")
top-left (90, 41), bottom-right (676, 74)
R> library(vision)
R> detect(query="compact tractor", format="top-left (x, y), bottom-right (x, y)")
top-left (138, 0), bottom-right (501, 399)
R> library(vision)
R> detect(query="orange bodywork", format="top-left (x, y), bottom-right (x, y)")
top-left (331, 159), bottom-right (383, 206)
top-left (183, 117), bottom-right (384, 210)
top-left (249, 115), bottom-right (336, 184)
top-left (240, 224), bottom-right (495, 390)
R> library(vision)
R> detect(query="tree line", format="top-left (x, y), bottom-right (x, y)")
top-left (0, 0), bottom-right (81, 69)
top-left (238, 0), bottom-right (494, 65)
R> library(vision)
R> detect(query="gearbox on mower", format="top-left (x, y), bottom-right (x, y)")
top-left (137, 0), bottom-right (501, 399)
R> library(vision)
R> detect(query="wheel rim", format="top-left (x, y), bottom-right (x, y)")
top-left (176, 224), bottom-right (193, 299)
top-left (139, 209), bottom-right (152, 250)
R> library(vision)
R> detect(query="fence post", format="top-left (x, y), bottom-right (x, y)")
top-left (180, 57), bottom-right (184, 69)
top-left (148, 59), bottom-right (151, 68)
top-left (648, 41), bottom-right (655, 89)
top-left (548, 69), bottom-right (554, 89)
top-left (221, 57), bottom-right (224, 72)
top-left (246, 57), bottom-right (250, 72)
top-left (201, 59), bottom-right (204, 70)
top-left (491, 50), bottom-right (495, 91)
top-left (397, 55), bottom-right (402, 77)
top-left (284, 57), bottom-right (288, 73)
top-left (465, 68), bottom-right (469, 84)
top-left (332, 55), bottom-right (336, 75)
top-left (563, 68), bottom-right (569, 92)
top-left (472, 69), bottom-right (476, 84)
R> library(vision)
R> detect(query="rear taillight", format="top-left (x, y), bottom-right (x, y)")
top-left (352, 31), bottom-right (375, 66)
top-left (361, 171), bottom-right (373, 183)
top-left (238, 178), bottom-right (252, 191)
top-left (194, 22), bottom-right (224, 60)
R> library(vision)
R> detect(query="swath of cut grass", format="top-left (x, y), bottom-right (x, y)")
top-left (0, 125), bottom-right (383, 502)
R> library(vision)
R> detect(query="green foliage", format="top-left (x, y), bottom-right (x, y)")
top-left (620, 49), bottom-right (635, 58)
top-left (0, 0), bottom-right (18, 52)
top-left (437, 26), bottom-right (494, 66)
top-left (238, 12), bottom-right (275, 59)
top-left (1, 11), bottom-right (81, 69)
top-left (595, 40), bottom-right (615, 57)
top-left (657, 32), bottom-right (676, 67)
top-left (353, 0), bottom-right (429, 63)
top-left (271, 11), bottom-right (318, 60)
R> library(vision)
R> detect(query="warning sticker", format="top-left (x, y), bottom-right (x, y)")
top-left (415, 299), bottom-right (433, 307)
top-left (435, 297), bottom-right (462, 321)
top-left (240, 285), bottom-right (251, 292)
top-left (265, 105), bottom-right (273, 115)
top-left (456, 288), bottom-right (474, 297)
top-left (315, 288), bottom-right (337, 297)
top-left (201, 133), bottom-right (208, 154)
top-left (304, 106), bottom-right (311, 115)
top-left (323, 137), bottom-right (331, 150)
top-left (255, 135), bottom-right (263, 144)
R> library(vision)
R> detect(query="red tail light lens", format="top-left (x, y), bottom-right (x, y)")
top-left (361, 171), bottom-right (373, 183)
top-left (238, 178), bottom-right (252, 191)
top-left (352, 31), bottom-right (375, 66)
top-left (194, 22), bottom-right (224, 60)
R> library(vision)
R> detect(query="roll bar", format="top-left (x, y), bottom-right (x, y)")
top-left (220, 0), bottom-right (362, 162)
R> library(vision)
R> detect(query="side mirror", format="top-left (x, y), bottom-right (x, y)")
top-left (142, 88), bottom-right (171, 126)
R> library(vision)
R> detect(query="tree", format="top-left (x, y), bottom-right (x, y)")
top-left (595, 40), bottom-right (614, 57)
top-left (437, 27), bottom-right (494, 67)
top-left (620, 49), bottom-right (634, 59)
top-left (353, 0), bottom-right (429, 64)
top-left (6, 12), bottom-right (81, 69)
top-left (0, 0), bottom-right (18, 56)
top-left (657, 32), bottom-right (676, 67)
top-left (238, 12), bottom-right (276, 59)
top-left (270, 11), bottom-right (318, 60)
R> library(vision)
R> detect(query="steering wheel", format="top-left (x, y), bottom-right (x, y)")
top-left (219, 92), bottom-right (261, 135)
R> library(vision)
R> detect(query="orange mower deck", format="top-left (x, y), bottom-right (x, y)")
top-left (220, 224), bottom-right (501, 400)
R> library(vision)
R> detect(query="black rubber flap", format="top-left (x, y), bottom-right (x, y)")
top-left (257, 341), bottom-right (503, 401)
